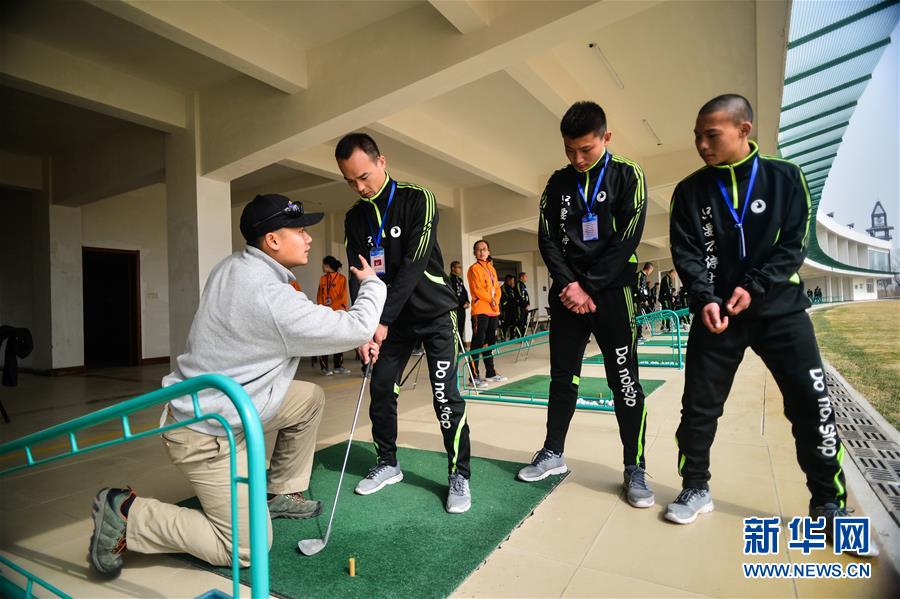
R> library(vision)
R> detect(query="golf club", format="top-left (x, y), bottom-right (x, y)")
top-left (297, 353), bottom-right (373, 556)
top-left (455, 329), bottom-right (480, 393)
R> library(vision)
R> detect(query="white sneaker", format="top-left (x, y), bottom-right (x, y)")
top-left (321, 368), bottom-right (334, 376)
top-left (485, 374), bottom-right (507, 383)
top-left (333, 367), bottom-right (351, 375)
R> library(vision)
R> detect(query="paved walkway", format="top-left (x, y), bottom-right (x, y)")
top-left (1, 343), bottom-right (896, 597)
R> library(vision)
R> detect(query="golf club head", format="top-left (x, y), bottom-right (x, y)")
top-left (297, 538), bottom-right (326, 556)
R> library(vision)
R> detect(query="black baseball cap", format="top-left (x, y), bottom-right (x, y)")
top-left (239, 194), bottom-right (324, 244)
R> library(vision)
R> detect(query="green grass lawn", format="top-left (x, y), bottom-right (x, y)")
top-left (810, 300), bottom-right (900, 430)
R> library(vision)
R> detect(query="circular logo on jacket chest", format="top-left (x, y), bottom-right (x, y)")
top-left (596, 191), bottom-right (607, 203)
top-left (750, 199), bottom-right (767, 214)
top-left (390, 226), bottom-right (402, 238)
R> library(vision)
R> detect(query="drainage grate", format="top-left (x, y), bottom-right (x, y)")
top-left (826, 370), bottom-right (900, 528)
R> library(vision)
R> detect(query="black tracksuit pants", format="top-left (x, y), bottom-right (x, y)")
top-left (545, 286), bottom-right (648, 468)
top-left (676, 310), bottom-right (847, 508)
top-left (470, 314), bottom-right (499, 377)
top-left (369, 310), bottom-right (471, 478)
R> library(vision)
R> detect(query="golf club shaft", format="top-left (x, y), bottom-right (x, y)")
top-left (456, 330), bottom-right (479, 391)
top-left (321, 359), bottom-right (372, 546)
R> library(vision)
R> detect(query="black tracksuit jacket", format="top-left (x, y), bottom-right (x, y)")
top-left (538, 151), bottom-right (647, 294)
top-left (669, 142), bottom-right (812, 318)
top-left (345, 176), bottom-right (457, 325)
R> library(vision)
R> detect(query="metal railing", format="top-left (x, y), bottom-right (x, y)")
top-left (457, 309), bottom-right (687, 410)
top-left (0, 374), bottom-right (269, 599)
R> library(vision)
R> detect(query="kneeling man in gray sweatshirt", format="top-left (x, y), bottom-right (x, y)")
top-left (88, 194), bottom-right (386, 576)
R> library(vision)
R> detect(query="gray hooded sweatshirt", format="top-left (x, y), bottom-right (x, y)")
top-left (162, 246), bottom-right (386, 435)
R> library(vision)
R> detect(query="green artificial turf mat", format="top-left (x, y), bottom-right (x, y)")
top-left (478, 375), bottom-right (664, 400)
top-left (176, 441), bottom-right (567, 598)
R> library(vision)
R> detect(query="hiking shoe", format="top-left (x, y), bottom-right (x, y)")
top-left (268, 492), bottom-right (322, 519)
top-left (88, 487), bottom-right (134, 577)
top-left (517, 448), bottom-right (568, 482)
top-left (665, 488), bottom-right (713, 524)
top-left (485, 373), bottom-right (507, 382)
top-left (446, 473), bottom-right (471, 514)
top-left (355, 461), bottom-right (403, 495)
top-left (623, 465), bottom-right (655, 508)
top-left (333, 367), bottom-right (351, 375)
top-left (810, 503), bottom-right (879, 557)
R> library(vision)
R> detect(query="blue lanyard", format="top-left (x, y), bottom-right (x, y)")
top-left (368, 181), bottom-right (397, 248)
top-left (715, 157), bottom-right (759, 261)
top-left (576, 152), bottom-right (611, 215)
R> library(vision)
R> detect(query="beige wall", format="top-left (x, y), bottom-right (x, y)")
top-left (81, 183), bottom-right (170, 360)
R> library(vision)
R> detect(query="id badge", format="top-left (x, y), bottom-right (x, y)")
top-left (370, 247), bottom-right (386, 275)
top-left (581, 214), bottom-right (599, 241)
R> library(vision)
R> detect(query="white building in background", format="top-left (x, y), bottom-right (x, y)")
top-left (800, 211), bottom-right (894, 302)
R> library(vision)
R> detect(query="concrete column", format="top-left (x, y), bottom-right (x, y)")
top-left (31, 157), bottom-right (84, 371)
top-left (165, 95), bottom-right (232, 361)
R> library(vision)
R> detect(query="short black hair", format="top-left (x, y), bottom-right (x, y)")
top-left (505, 274), bottom-right (516, 282)
top-left (473, 239), bottom-right (490, 252)
top-left (450, 260), bottom-right (461, 269)
top-left (561, 101), bottom-right (607, 139)
top-left (323, 255), bottom-right (342, 271)
top-left (335, 132), bottom-right (381, 161)
top-left (698, 94), bottom-right (754, 124)
top-left (518, 272), bottom-right (527, 278)
top-left (642, 262), bottom-right (654, 271)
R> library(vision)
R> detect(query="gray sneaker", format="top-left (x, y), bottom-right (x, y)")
top-left (333, 367), bottom-right (351, 375)
top-left (446, 473), bottom-right (471, 514)
top-left (665, 488), bottom-right (714, 524)
top-left (810, 503), bottom-right (880, 558)
top-left (267, 492), bottom-right (322, 519)
top-left (623, 465), bottom-right (655, 508)
top-left (355, 461), bottom-right (403, 495)
top-left (485, 373), bottom-right (507, 382)
top-left (517, 448), bottom-right (568, 482)
top-left (88, 487), bottom-right (133, 577)
top-left (471, 377), bottom-right (489, 389)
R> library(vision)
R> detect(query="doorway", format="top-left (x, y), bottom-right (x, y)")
top-left (82, 247), bottom-right (141, 368)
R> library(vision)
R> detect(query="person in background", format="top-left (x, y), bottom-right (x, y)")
top-left (317, 256), bottom-right (352, 375)
top-left (500, 274), bottom-right (520, 340)
top-left (467, 240), bottom-right (507, 385)
top-left (516, 272), bottom-right (531, 336)
top-left (448, 260), bottom-right (470, 342)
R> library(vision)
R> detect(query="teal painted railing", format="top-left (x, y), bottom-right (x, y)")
top-left (0, 374), bottom-right (269, 599)
top-left (457, 309), bottom-right (686, 409)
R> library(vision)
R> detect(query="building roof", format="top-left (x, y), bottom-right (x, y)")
top-left (779, 0), bottom-right (899, 275)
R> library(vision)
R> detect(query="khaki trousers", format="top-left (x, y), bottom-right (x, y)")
top-left (126, 381), bottom-right (325, 566)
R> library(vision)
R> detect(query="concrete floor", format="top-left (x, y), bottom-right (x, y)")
top-left (1, 342), bottom-right (897, 598)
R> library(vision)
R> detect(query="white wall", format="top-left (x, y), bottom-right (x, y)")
top-left (81, 183), bottom-right (170, 359)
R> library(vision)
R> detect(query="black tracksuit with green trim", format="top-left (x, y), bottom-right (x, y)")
top-left (669, 141), bottom-right (846, 508)
top-left (537, 151), bottom-right (649, 468)
top-left (345, 175), bottom-right (470, 478)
